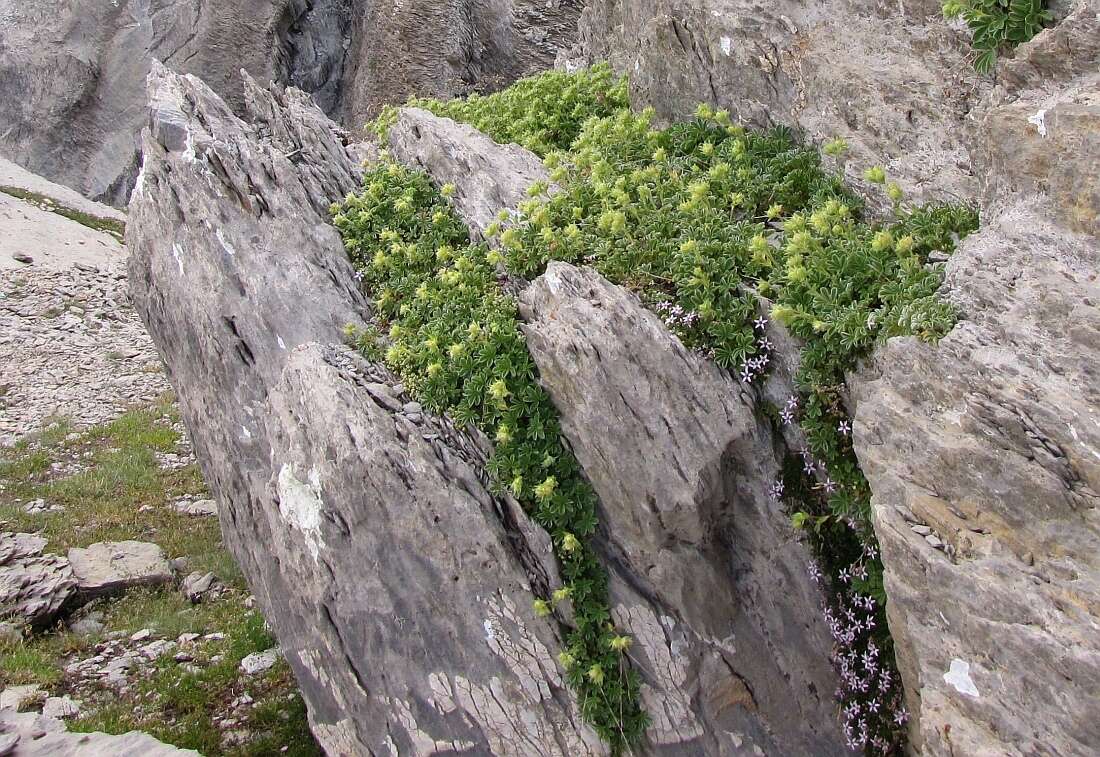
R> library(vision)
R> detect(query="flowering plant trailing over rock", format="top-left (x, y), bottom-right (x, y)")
top-left (337, 66), bottom-right (979, 754)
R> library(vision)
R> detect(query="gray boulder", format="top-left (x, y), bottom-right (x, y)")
top-left (0, 706), bottom-right (198, 756)
top-left (174, 498), bottom-right (218, 517)
top-left (849, 8), bottom-right (1100, 754)
top-left (40, 697), bottom-right (79, 721)
top-left (127, 66), bottom-right (604, 755)
top-left (518, 263), bottom-right (843, 753)
top-left (0, 685), bottom-right (41, 712)
top-left (67, 542), bottom-right (173, 597)
top-left (0, 533), bottom-right (76, 627)
top-left (388, 108), bottom-right (556, 239)
top-left (968, 0), bottom-right (1100, 238)
top-left (179, 572), bottom-right (222, 604)
top-left (239, 648), bottom-right (281, 676)
top-left (852, 199), bottom-right (1100, 756)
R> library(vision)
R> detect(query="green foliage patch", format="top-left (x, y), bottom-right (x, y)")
top-left (943, 0), bottom-right (1052, 72)
top-left (372, 63), bottom-right (630, 156)
top-left (341, 68), bottom-right (979, 754)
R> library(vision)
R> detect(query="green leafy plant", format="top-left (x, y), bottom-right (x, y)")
top-left (344, 67), bottom-right (980, 755)
top-left (371, 63), bottom-right (629, 156)
top-left (333, 163), bottom-right (647, 751)
top-left (943, 0), bottom-right (1052, 72)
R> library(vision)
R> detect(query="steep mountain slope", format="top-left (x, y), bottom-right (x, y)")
top-left (0, 0), bottom-right (579, 207)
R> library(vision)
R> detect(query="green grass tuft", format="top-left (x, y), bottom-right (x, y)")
top-left (0, 399), bottom-right (316, 755)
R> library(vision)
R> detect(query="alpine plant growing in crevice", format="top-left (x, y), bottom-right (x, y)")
top-left (335, 66), bottom-right (979, 755)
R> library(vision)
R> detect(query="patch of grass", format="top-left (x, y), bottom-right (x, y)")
top-left (0, 401), bottom-right (318, 755)
top-left (0, 397), bottom-right (227, 577)
top-left (69, 606), bottom-right (319, 756)
top-left (0, 186), bottom-right (125, 239)
top-left (0, 639), bottom-right (68, 686)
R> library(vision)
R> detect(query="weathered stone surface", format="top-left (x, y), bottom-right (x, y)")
top-left (239, 648), bottom-right (280, 676)
top-left (0, 686), bottom-right (41, 712)
top-left (341, 0), bottom-right (582, 126)
top-left (519, 263), bottom-right (843, 754)
top-left (127, 67), bottom-right (605, 755)
top-left (968, 0), bottom-right (1100, 237)
top-left (0, 533), bottom-right (76, 627)
top-left (40, 697), bottom-right (79, 721)
top-left (0, 1), bottom-right (302, 206)
top-left (851, 197), bottom-right (1100, 756)
top-left (0, 0), bottom-right (579, 207)
top-left (0, 623), bottom-right (20, 645)
top-left (67, 542), bottom-right (173, 596)
top-left (174, 499), bottom-right (218, 517)
top-left (388, 108), bottom-right (556, 239)
top-left (0, 706), bottom-right (198, 756)
top-left (567, 0), bottom-right (986, 203)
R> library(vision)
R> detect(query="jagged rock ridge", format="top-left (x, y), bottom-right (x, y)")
top-left (127, 65), bottom-right (604, 755)
top-left (127, 66), bottom-right (851, 753)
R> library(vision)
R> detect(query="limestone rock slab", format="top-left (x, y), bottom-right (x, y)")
top-left (851, 199), bottom-right (1100, 756)
top-left (67, 542), bottom-right (173, 597)
top-left (388, 107), bottom-right (556, 239)
top-left (0, 533), bottom-right (76, 627)
top-left (126, 66), bottom-right (604, 755)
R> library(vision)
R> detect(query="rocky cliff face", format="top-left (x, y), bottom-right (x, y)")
top-left (567, 3), bottom-right (1100, 753)
top-left (848, 7), bottom-right (1100, 755)
top-left (0, 0), bottom-right (578, 207)
top-left (127, 65), bottom-right (605, 755)
top-left (117, 1), bottom-right (1100, 754)
top-left (517, 263), bottom-right (841, 753)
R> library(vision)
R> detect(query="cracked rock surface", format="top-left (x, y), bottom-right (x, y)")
top-left (0, 706), bottom-right (199, 756)
top-left (850, 7), bottom-right (1100, 753)
top-left (388, 108), bottom-right (557, 239)
top-left (0, 532), bottom-right (76, 628)
top-left (566, 0), bottom-right (986, 204)
top-left (389, 106), bottom-right (845, 755)
top-left (127, 66), bottom-right (604, 755)
top-left (851, 198), bottom-right (1100, 757)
